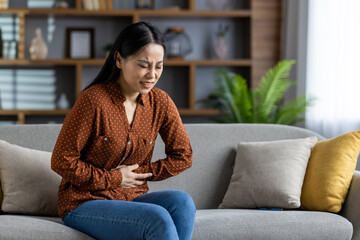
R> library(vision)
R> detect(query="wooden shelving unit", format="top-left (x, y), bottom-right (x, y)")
top-left (0, 110), bottom-right (70, 125)
top-left (0, 59), bottom-right (251, 66)
top-left (0, 0), bottom-right (281, 124)
top-left (0, 9), bottom-right (252, 17)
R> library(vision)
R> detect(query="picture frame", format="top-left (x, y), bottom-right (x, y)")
top-left (66, 28), bottom-right (94, 59)
top-left (135, 0), bottom-right (153, 9)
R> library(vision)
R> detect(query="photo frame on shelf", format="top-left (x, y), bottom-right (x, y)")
top-left (135, 0), bottom-right (153, 9)
top-left (66, 28), bottom-right (94, 59)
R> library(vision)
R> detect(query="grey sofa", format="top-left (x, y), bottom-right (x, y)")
top-left (0, 123), bottom-right (359, 240)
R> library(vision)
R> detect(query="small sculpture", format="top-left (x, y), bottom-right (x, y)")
top-left (29, 28), bottom-right (48, 60)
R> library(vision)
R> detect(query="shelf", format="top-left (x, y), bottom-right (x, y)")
top-left (166, 59), bottom-right (252, 66)
top-left (133, 10), bottom-right (251, 17)
top-left (0, 59), bottom-right (103, 65)
top-left (0, 110), bottom-right (70, 115)
top-left (179, 109), bottom-right (220, 115)
top-left (0, 59), bottom-right (106, 65)
top-left (0, 9), bottom-right (251, 18)
top-left (0, 110), bottom-right (70, 124)
top-left (0, 59), bottom-right (251, 66)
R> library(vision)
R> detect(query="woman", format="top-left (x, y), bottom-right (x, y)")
top-left (51, 22), bottom-right (195, 240)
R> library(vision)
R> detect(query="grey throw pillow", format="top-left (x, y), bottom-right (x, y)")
top-left (219, 136), bottom-right (317, 209)
top-left (0, 140), bottom-right (61, 216)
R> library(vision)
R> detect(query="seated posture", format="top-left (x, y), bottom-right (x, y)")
top-left (51, 22), bottom-right (196, 240)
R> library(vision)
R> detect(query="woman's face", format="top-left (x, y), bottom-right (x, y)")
top-left (116, 43), bottom-right (164, 100)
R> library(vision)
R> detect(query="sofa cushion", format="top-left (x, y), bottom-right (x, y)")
top-left (193, 209), bottom-right (352, 240)
top-left (301, 130), bottom-right (360, 213)
top-left (219, 137), bottom-right (317, 209)
top-left (0, 141), bottom-right (61, 216)
top-left (0, 215), bottom-right (93, 240)
top-left (0, 210), bottom-right (352, 240)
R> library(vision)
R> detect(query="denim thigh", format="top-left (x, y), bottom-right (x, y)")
top-left (63, 199), bottom-right (179, 240)
top-left (133, 190), bottom-right (196, 240)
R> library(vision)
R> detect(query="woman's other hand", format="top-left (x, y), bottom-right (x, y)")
top-left (113, 164), bottom-right (153, 188)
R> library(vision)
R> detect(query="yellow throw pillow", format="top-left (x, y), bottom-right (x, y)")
top-left (301, 130), bottom-right (360, 213)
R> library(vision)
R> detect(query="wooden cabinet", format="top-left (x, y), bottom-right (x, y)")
top-left (0, 0), bottom-right (281, 124)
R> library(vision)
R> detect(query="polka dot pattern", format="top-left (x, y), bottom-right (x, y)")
top-left (51, 81), bottom-right (193, 218)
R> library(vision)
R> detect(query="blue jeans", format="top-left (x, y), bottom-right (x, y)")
top-left (63, 190), bottom-right (196, 240)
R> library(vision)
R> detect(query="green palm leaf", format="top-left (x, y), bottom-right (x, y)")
top-left (213, 69), bottom-right (241, 122)
top-left (199, 60), bottom-right (314, 126)
top-left (274, 94), bottom-right (315, 125)
top-left (232, 73), bottom-right (252, 122)
top-left (254, 60), bottom-right (295, 122)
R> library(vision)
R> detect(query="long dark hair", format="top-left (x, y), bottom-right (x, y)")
top-left (84, 22), bottom-right (166, 90)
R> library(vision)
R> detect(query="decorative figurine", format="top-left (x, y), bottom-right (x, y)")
top-left (29, 28), bottom-right (48, 60)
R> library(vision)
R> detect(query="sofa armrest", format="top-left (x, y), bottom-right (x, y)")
top-left (341, 170), bottom-right (360, 239)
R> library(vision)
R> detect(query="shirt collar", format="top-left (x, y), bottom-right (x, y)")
top-left (105, 81), bottom-right (148, 107)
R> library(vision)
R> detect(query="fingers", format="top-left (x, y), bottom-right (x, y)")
top-left (122, 180), bottom-right (146, 188)
top-left (114, 164), bottom-right (138, 171)
top-left (128, 164), bottom-right (139, 171)
top-left (133, 180), bottom-right (146, 186)
top-left (114, 164), bottom-right (152, 179)
top-left (134, 172), bottom-right (153, 180)
top-left (117, 163), bottom-right (153, 188)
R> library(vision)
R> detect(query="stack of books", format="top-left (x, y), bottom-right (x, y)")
top-left (0, 69), bottom-right (57, 110)
top-left (0, 0), bottom-right (8, 9)
top-left (28, 0), bottom-right (55, 8)
top-left (83, 0), bottom-right (113, 10)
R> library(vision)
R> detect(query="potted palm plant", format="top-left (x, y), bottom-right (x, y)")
top-left (201, 60), bottom-right (314, 125)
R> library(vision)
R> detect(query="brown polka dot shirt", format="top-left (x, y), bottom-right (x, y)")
top-left (51, 81), bottom-right (193, 218)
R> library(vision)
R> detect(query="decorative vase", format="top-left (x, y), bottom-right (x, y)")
top-left (29, 28), bottom-right (48, 60)
top-left (214, 36), bottom-right (228, 60)
top-left (164, 27), bottom-right (193, 59)
top-left (57, 93), bottom-right (70, 109)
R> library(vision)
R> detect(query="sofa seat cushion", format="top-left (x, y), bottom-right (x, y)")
top-left (0, 215), bottom-right (94, 240)
top-left (0, 209), bottom-right (353, 240)
top-left (193, 209), bottom-right (353, 240)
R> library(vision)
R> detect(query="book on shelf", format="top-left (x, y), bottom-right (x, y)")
top-left (82, 0), bottom-right (93, 10)
top-left (83, 0), bottom-right (112, 10)
top-left (28, 0), bottom-right (54, 8)
top-left (99, 0), bottom-right (106, 10)
top-left (92, 0), bottom-right (99, 10)
top-left (0, 0), bottom-right (9, 9)
top-left (106, 0), bottom-right (113, 10)
top-left (82, 0), bottom-right (88, 10)
top-left (87, 0), bottom-right (94, 10)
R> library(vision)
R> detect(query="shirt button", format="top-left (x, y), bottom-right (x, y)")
top-left (150, 141), bottom-right (153, 145)
top-left (104, 137), bottom-right (108, 141)
top-left (127, 141), bottom-right (131, 145)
